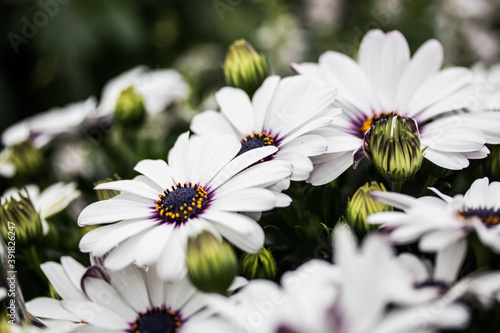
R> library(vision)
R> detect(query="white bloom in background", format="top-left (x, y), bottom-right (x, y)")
top-left (2, 182), bottom-right (81, 234)
top-left (78, 132), bottom-right (292, 281)
top-left (224, 228), bottom-right (469, 333)
top-left (398, 240), bottom-right (500, 308)
top-left (469, 62), bottom-right (500, 112)
top-left (27, 257), bottom-right (235, 332)
top-left (293, 29), bottom-right (500, 185)
top-left (226, 259), bottom-right (339, 333)
top-left (369, 177), bottom-right (500, 253)
top-left (191, 75), bottom-right (340, 182)
top-left (96, 66), bottom-right (190, 117)
top-left (2, 97), bottom-right (96, 149)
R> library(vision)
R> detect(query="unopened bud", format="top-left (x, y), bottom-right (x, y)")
top-left (10, 142), bottom-right (44, 177)
top-left (346, 181), bottom-right (392, 234)
top-left (114, 86), bottom-right (146, 126)
top-left (240, 247), bottom-right (277, 280)
top-left (364, 114), bottom-right (423, 183)
top-left (224, 39), bottom-right (268, 97)
top-left (1, 190), bottom-right (43, 246)
top-left (186, 231), bottom-right (238, 295)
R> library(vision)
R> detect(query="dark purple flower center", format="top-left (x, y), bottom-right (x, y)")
top-left (156, 183), bottom-right (209, 225)
top-left (414, 280), bottom-right (450, 295)
top-left (458, 207), bottom-right (500, 228)
top-left (237, 132), bottom-right (276, 162)
top-left (128, 306), bottom-right (182, 333)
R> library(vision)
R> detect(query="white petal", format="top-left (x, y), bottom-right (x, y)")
top-left (209, 146), bottom-right (278, 189)
top-left (418, 229), bottom-right (467, 252)
top-left (40, 262), bottom-right (85, 301)
top-left (82, 277), bottom-right (137, 319)
top-left (319, 51), bottom-right (374, 114)
top-left (60, 256), bottom-right (87, 292)
top-left (216, 87), bottom-right (255, 135)
top-left (370, 191), bottom-right (417, 210)
top-left (26, 298), bottom-right (79, 321)
top-left (408, 67), bottom-right (473, 116)
top-left (77, 199), bottom-right (153, 226)
top-left (94, 180), bottom-right (159, 200)
top-left (135, 224), bottom-right (173, 266)
top-left (108, 264), bottom-right (151, 313)
top-left (134, 159), bottom-right (174, 190)
top-left (434, 239), bottom-right (467, 283)
top-left (211, 188), bottom-right (277, 212)
top-left (61, 300), bottom-right (129, 329)
top-left (204, 210), bottom-right (264, 253)
top-left (276, 151), bottom-right (313, 181)
top-left (252, 76), bottom-right (281, 131)
top-left (279, 134), bottom-right (327, 157)
top-left (307, 151), bottom-right (353, 185)
top-left (423, 148), bottom-right (470, 170)
top-left (104, 233), bottom-right (147, 271)
top-left (156, 229), bottom-right (187, 281)
top-left (191, 110), bottom-right (238, 137)
top-left (397, 39), bottom-right (443, 112)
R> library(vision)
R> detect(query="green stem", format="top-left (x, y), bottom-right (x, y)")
top-left (391, 181), bottom-right (402, 192)
top-left (419, 175), bottom-right (438, 196)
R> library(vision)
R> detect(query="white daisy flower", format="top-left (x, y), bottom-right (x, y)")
top-left (96, 66), bottom-right (190, 118)
top-left (2, 182), bottom-right (81, 235)
top-left (398, 239), bottom-right (500, 308)
top-left (26, 257), bottom-right (235, 333)
top-left (223, 228), bottom-right (469, 333)
top-left (191, 75), bottom-right (340, 182)
top-left (293, 29), bottom-right (500, 185)
top-left (2, 97), bottom-right (96, 149)
top-left (368, 177), bottom-right (500, 253)
top-left (78, 132), bottom-right (292, 281)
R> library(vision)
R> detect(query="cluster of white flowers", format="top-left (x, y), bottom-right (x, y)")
top-left (2, 29), bottom-right (500, 333)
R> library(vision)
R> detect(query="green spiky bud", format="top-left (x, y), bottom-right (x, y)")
top-left (364, 113), bottom-right (423, 183)
top-left (240, 247), bottom-right (277, 280)
top-left (1, 191), bottom-right (43, 247)
top-left (186, 231), bottom-right (238, 295)
top-left (10, 142), bottom-right (44, 177)
top-left (224, 39), bottom-right (268, 97)
top-left (346, 181), bottom-right (392, 234)
top-left (114, 86), bottom-right (146, 126)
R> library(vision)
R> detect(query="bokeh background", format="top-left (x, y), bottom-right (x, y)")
top-left (1, 0), bottom-right (500, 134)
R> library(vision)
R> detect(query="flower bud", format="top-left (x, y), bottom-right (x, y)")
top-left (346, 181), bottom-right (392, 234)
top-left (240, 247), bottom-right (277, 280)
top-left (114, 86), bottom-right (146, 126)
top-left (10, 142), bottom-right (44, 177)
top-left (364, 114), bottom-right (423, 183)
top-left (186, 231), bottom-right (238, 295)
top-left (1, 190), bottom-right (43, 247)
top-left (224, 39), bottom-right (268, 97)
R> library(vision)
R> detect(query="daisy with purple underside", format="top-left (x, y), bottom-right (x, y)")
top-left (78, 132), bottom-right (292, 281)
top-left (293, 29), bottom-right (500, 185)
top-left (368, 177), bottom-right (500, 253)
top-left (26, 257), bottom-right (236, 333)
top-left (191, 75), bottom-right (340, 183)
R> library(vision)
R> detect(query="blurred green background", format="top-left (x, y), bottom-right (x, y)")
top-left (2, 0), bottom-right (499, 134)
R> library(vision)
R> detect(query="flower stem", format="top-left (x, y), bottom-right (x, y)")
top-left (391, 181), bottom-right (402, 192)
